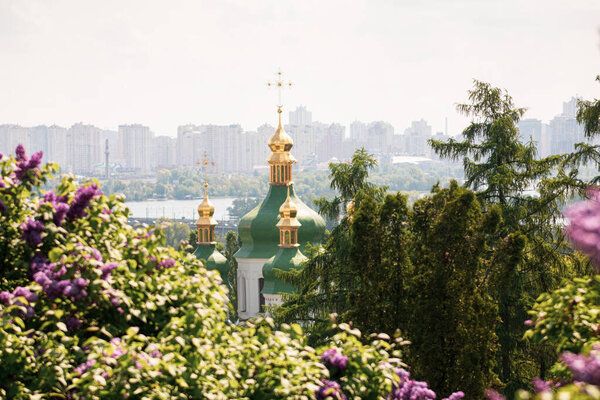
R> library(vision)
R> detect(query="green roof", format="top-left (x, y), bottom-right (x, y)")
top-left (262, 246), bottom-right (307, 295)
top-left (193, 244), bottom-right (230, 288)
top-left (234, 183), bottom-right (325, 259)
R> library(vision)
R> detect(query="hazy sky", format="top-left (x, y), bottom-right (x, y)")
top-left (0, 0), bottom-right (599, 136)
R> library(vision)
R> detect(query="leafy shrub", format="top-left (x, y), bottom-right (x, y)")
top-left (0, 146), bottom-right (463, 399)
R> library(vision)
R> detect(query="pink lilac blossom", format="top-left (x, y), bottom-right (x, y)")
top-left (157, 258), bottom-right (176, 269)
top-left (74, 358), bottom-right (96, 374)
top-left (564, 188), bottom-right (600, 267)
top-left (484, 389), bottom-right (505, 400)
top-left (561, 349), bottom-right (600, 385)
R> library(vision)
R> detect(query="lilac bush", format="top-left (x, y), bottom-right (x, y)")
top-left (0, 145), bottom-right (463, 399)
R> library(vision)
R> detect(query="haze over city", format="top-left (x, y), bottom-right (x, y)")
top-left (0, 0), bottom-right (599, 136)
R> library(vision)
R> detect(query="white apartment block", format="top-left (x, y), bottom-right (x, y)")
top-left (119, 124), bottom-right (154, 172)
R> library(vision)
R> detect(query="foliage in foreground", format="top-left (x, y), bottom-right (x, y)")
top-left (0, 146), bottom-right (464, 399)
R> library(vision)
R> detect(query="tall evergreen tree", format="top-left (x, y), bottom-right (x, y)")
top-left (429, 80), bottom-right (589, 394)
top-left (407, 182), bottom-right (503, 398)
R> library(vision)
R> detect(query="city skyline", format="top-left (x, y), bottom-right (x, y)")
top-left (0, 97), bottom-right (590, 176)
top-left (0, 0), bottom-right (598, 136)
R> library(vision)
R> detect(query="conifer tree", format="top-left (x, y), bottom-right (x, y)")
top-left (407, 182), bottom-right (502, 398)
top-left (429, 80), bottom-right (589, 394)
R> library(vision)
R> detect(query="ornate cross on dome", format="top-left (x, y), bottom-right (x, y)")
top-left (267, 69), bottom-right (293, 110)
top-left (196, 152), bottom-right (215, 184)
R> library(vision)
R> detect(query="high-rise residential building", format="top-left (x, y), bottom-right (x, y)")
top-left (118, 124), bottom-right (155, 172)
top-left (548, 116), bottom-right (584, 155)
top-left (350, 121), bottom-right (368, 143)
top-left (289, 106), bottom-right (312, 126)
top-left (176, 124), bottom-right (246, 172)
top-left (402, 119), bottom-right (431, 156)
top-left (562, 97), bottom-right (580, 119)
top-left (67, 123), bottom-right (103, 173)
top-left (518, 119), bottom-right (545, 155)
top-left (47, 125), bottom-right (68, 168)
top-left (0, 125), bottom-right (30, 156)
top-left (316, 123), bottom-right (345, 162)
top-left (154, 136), bottom-right (177, 168)
top-left (366, 121), bottom-right (395, 155)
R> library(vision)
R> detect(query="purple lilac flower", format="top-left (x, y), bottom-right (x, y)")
top-left (388, 368), bottom-right (436, 400)
top-left (21, 218), bottom-right (44, 245)
top-left (1, 287), bottom-right (37, 319)
top-left (564, 188), bottom-right (600, 267)
top-left (100, 263), bottom-right (117, 280)
top-left (484, 389), bottom-right (506, 400)
top-left (157, 258), bottom-right (176, 269)
top-left (66, 316), bottom-right (83, 331)
top-left (442, 392), bottom-right (464, 400)
top-left (150, 349), bottom-right (162, 358)
top-left (0, 291), bottom-right (12, 305)
top-left (15, 144), bottom-right (26, 161)
top-left (15, 147), bottom-right (43, 181)
top-left (53, 202), bottom-right (69, 226)
top-left (107, 337), bottom-right (126, 359)
top-left (531, 378), bottom-right (552, 394)
top-left (321, 348), bottom-right (348, 371)
top-left (561, 351), bottom-right (600, 385)
top-left (74, 358), bottom-right (96, 374)
top-left (316, 379), bottom-right (347, 400)
top-left (66, 184), bottom-right (102, 221)
top-left (13, 287), bottom-right (38, 303)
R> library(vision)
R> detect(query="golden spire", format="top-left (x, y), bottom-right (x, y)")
top-left (266, 70), bottom-right (296, 186)
top-left (279, 183), bottom-right (298, 220)
top-left (277, 183), bottom-right (301, 247)
top-left (196, 181), bottom-right (217, 244)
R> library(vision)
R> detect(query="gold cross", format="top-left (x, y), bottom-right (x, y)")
top-left (197, 154), bottom-right (215, 183)
top-left (267, 69), bottom-right (293, 109)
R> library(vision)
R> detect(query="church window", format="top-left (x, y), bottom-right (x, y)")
top-left (239, 277), bottom-right (247, 312)
top-left (259, 278), bottom-right (265, 312)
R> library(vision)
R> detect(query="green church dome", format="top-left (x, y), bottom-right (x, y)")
top-left (262, 246), bottom-right (307, 295)
top-left (193, 244), bottom-right (230, 288)
top-left (235, 183), bottom-right (325, 259)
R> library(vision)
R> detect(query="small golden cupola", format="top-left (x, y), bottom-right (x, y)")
top-left (276, 183), bottom-right (301, 247)
top-left (267, 107), bottom-right (296, 185)
top-left (196, 181), bottom-right (217, 244)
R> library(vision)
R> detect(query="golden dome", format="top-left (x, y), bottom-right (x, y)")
top-left (279, 184), bottom-right (298, 218)
top-left (197, 182), bottom-right (215, 217)
top-left (268, 108), bottom-right (294, 153)
top-left (196, 182), bottom-right (217, 227)
top-left (277, 184), bottom-right (301, 229)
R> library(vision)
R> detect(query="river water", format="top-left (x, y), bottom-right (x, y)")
top-left (125, 198), bottom-right (236, 221)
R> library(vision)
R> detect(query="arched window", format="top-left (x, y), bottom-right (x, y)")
top-left (285, 231), bottom-right (290, 245)
top-left (239, 277), bottom-right (247, 312)
top-left (259, 278), bottom-right (265, 312)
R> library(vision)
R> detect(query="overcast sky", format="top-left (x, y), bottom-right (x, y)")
top-left (0, 0), bottom-right (599, 136)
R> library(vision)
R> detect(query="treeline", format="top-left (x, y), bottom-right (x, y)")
top-left (101, 162), bottom-right (463, 202)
